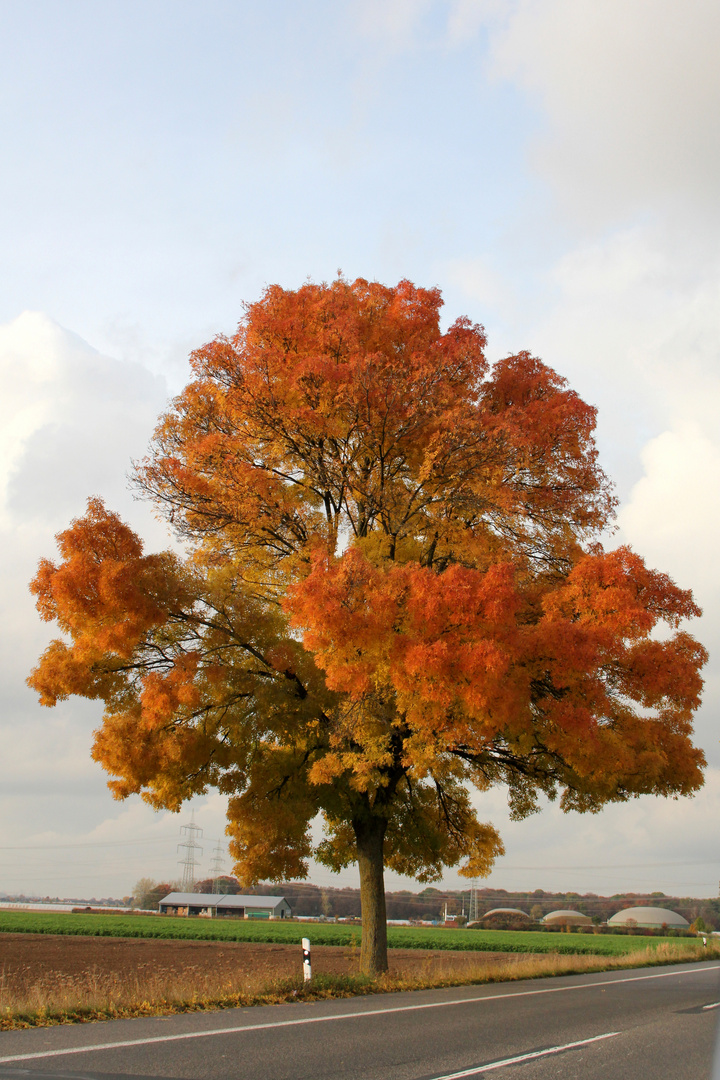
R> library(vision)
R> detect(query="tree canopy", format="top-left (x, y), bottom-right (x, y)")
top-left (28, 278), bottom-right (707, 974)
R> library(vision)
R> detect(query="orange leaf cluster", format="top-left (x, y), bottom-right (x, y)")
top-left (28, 499), bottom-right (194, 707)
top-left (287, 543), bottom-right (706, 809)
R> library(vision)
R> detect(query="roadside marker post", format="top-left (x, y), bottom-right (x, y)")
top-left (302, 937), bottom-right (312, 982)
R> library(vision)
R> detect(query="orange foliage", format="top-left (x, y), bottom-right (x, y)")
top-left (28, 278), bottom-right (706, 899)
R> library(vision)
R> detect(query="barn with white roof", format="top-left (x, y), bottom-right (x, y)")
top-left (158, 892), bottom-right (292, 919)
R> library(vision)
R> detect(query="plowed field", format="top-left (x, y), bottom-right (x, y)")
top-left (0, 933), bottom-right (526, 994)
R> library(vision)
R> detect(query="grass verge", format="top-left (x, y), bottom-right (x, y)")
top-left (1, 941), bottom-right (717, 1031)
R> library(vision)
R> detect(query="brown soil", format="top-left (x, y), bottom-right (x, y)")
top-left (0, 933), bottom-right (524, 993)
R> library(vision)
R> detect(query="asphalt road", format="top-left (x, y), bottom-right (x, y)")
top-left (0, 961), bottom-right (718, 1080)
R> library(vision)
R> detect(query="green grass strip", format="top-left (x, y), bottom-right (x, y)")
top-left (0, 910), bottom-right (706, 957)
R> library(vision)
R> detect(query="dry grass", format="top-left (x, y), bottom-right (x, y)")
top-left (1, 941), bottom-right (717, 1030)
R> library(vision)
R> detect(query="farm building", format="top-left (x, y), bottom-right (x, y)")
top-left (607, 906), bottom-right (689, 929)
top-left (158, 893), bottom-right (292, 919)
top-left (542, 909), bottom-right (592, 927)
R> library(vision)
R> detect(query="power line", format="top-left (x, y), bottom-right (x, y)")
top-left (0, 837), bottom-right (179, 851)
top-left (492, 861), bottom-right (719, 871)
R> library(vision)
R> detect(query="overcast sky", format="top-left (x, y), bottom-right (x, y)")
top-left (1, 0), bottom-right (718, 901)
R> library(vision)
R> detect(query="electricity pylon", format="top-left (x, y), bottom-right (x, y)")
top-left (177, 811), bottom-right (203, 891)
top-left (210, 840), bottom-right (226, 894)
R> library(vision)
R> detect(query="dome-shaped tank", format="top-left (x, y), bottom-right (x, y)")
top-left (482, 907), bottom-right (531, 918)
top-left (542, 909), bottom-right (592, 926)
top-left (607, 906), bottom-right (688, 929)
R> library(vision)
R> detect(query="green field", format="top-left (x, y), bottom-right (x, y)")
top-left (0, 909), bottom-right (703, 956)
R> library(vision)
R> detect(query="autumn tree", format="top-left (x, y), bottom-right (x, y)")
top-left (131, 878), bottom-right (175, 911)
top-left (195, 876), bottom-right (241, 894)
top-left (28, 278), bottom-right (706, 975)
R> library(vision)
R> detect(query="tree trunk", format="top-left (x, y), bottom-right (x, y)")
top-left (354, 814), bottom-right (388, 976)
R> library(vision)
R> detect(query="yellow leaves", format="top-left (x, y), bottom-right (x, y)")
top-left (226, 749), bottom-right (318, 883)
top-left (379, 776), bottom-right (504, 882)
top-left (356, 533), bottom-right (424, 565)
top-left (308, 753), bottom-right (344, 785)
top-left (28, 639), bottom-right (110, 707)
top-left (456, 821), bottom-right (506, 879)
top-left (314, 816), bottom-right (357, 872)
top-left (400, 732), bottom-right (444, 779)
top-left (307, 702), bottom-right (397, 793)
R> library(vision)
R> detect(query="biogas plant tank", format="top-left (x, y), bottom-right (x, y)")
top-left (541, 910), bottom-right (592, 927)
top-left (607, 907), bottom-right (689, 929)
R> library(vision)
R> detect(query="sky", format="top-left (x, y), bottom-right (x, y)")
top-left (1, 0), bottom-right (718, 901)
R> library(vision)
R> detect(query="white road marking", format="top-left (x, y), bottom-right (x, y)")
top-left (426, 1031), bottom-right (621, 1078)
top-left (702, 1002), bottom-right (720, 1010)
top-left (0, 964), bottom-right (716, 1065)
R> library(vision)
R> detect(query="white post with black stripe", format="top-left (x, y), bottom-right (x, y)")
top-left (302, 937), bottom-right (312, 982)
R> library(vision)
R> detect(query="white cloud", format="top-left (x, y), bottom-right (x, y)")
top-left (443, 256), bottom-right (513, 320)
top-left (484, 0), bottom-right (720, 225)
top-left (446, 0), bottom-right (506, 45)
top-left (352, 0), bottom-right (432, 46)
top-left (484, 225), bottom-right (720, 498)
top-left (0, 313), bottom-right (74, 517)
top-left (0, 313), bottom-right (188, 897)
top-left (616, 423), bottom-right (720, 772)
top-left (0, 313), bottom-right (172, 672)
top-left (471, 769), bottom-right (720, 896)
top-left (0, 793), bottom-right (227, 898)
top-left (0, 313), bottom-right (167, 527)
top-left (617, 426), bottom-right (720, 596)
